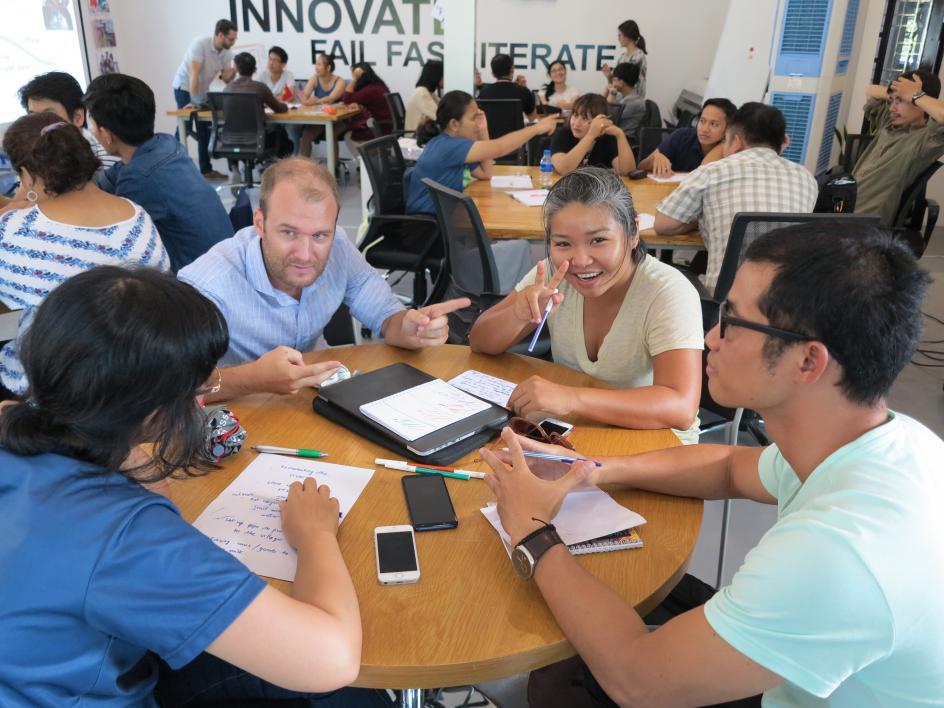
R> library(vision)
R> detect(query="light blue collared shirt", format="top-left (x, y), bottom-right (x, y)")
top-left (178, 226), bottom-right (404, 366)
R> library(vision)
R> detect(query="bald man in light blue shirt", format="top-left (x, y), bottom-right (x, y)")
top-left (179, 158), bottom-right (468, 399)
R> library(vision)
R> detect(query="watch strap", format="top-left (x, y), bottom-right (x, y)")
top-left (517, 524), bottom-right (563, 570)
top-left (912, 90), bottom-right (927, 105)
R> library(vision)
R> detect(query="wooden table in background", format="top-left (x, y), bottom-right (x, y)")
top-left (168, 344), bottom-right (702, 693)
top-left (167, 104), bottom-right (362, 176)
top-left (467, 165), bottom-right (705, 251)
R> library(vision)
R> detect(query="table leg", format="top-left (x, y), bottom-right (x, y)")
top-left (399, 688), bottom-right (424, 708)
top-left (326, 121), bottom-right (336, 175)
top-left (177, 116), bottom-right (188, 147)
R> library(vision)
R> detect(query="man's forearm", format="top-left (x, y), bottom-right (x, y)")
top-left (865, 84), bottom-right (887, 101)
top-left (203, 361), bottom-right (259, 403)
top-left (915, 94), bottom-right (944, 123)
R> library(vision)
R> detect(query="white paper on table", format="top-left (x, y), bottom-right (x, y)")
top-left (359, 379), bottom-right (490, 441)
top-left (647, 172), bottom-right (690, 183)
top-left (636, 213), bottom-right (656, 231)
top-left (481, 487), bottom-right (646, 557)
top-left (193, 455), bottom-right (373, 581)
top-left (490, 174), bottom-right (533, 189)
top-left (448, 369), bottom-right (516, 408)
top-left (508, 189), bottom-right (549, 207)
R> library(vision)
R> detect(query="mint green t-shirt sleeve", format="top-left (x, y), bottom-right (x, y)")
top-left (704, 515), bottom-right (894, 698)
top-left (757, 444), bottom-right (783, 500)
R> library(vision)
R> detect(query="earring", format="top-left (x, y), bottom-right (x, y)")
top-left (26, 189), bottom-right (38, 203)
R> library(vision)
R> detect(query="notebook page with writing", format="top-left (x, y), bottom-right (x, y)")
top-left (359, 379), bottom-right (490, 442)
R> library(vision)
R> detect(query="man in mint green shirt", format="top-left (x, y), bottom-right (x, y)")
top-left (481, 222), bottom-right (944, 706)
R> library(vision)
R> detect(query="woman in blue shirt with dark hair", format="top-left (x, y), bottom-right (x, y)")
top-left (405, 90), bottom-right (558, 215)
top-left (0, 266), bottom-right (389, 707)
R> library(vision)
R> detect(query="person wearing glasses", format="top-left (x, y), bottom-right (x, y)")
top-left (0, 267), bottom-right (392, 706)
top-left (479, 222), bottom-right (944, 707)
top-left (469, 167), bottom-right (704, 444)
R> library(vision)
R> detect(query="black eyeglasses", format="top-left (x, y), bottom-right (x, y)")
top-left (718, 303), bottom-right (809, 342)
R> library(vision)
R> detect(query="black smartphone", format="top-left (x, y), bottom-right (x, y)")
top-left (401, 474), bottom-right (458, 531)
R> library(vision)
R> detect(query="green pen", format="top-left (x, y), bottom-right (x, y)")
top-left (251, 444), bottom-right (329, 459)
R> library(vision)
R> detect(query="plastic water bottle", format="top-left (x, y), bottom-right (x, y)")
top-left (538, 149), bottom-right (553, 187)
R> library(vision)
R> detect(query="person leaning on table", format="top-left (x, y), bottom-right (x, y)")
top-left (469, 167), bottom-right (703, 444)
top-left (178, 157), bottom-right (470, 402)
top-left (481, 222), bottom-right (944, 707)
top-left (0, 266), bottom-right (391, 707)
top-left (549, 93), bottom-right (636, 176)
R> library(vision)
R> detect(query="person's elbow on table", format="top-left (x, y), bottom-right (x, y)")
top-left (654, 210), bottom-right (694, 235)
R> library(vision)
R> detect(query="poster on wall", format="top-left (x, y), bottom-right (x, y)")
top-left (87, 0), bottom-right (119, 75)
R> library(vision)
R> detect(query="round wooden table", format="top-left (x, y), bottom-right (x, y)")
top-left (168, 344), bottom-right (702, 691)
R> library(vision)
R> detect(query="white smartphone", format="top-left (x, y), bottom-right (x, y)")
top-left (535, 417), bottom-right (574, 439)
top-left (374, 525), bottom-right (420, 585)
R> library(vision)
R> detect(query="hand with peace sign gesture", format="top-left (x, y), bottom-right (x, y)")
top-left (382, 297), bottom-right (473, 349)
top-left (469, 260), bottom-right (569, 355)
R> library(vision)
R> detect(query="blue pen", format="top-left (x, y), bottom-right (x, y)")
top-left (502, 448), bottom-right (604, 467)
top-left (528, 289), bottom-right (558, 352)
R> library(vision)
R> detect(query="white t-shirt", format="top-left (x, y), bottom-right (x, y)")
top-left (547, 86), bottom-right (578, 108)
top-left (516, 254), bottom-right (704, 444)
top-left (405, 86), bottom-right (438, 132)
top-left (172, 36), bottom-right (234, 102)
top-left (705, 412), bottom-right (944, 706)
top-left (257, 68), bottom-right (295, 101)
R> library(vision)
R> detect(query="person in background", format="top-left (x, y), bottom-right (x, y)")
top-left (299, 53), bottom-right (346, 158)
top-left (405, 59), bottom-right (443, 132)
top-left (172, 18), bottom-right (238, 180)
top-left (257, 45), bottom-right (295, 102)
top-left (85, 73), bottom-right (233, 272)
top-left (477, 53), bottom-right (537, 120)
top-left (179, 158), bottom-right (470, 400)
top-left (0, 266), bottom-right (391, 707)
top-left (539, 60), bottom-right (578, 112)
top-left (549, 93), bottom-right (635, 176)
top-left (225, 52), bottom-right (288, 114)
top-left (341, 62), bottom-right (393, 141)
top-left (601, 20), bottom-right (648, 98)
top-left (852, 69), bottom-right (944, 226)
top-left (606, 62), bottom-right (646, 143)
top-left (470, 167), bottom-right (702, 443)
top-left (0, 112), bottom-right (168, 399)
top-left (406, 91), bottom-right (557, 215)
top-left (655, 102), bottom-right (817, 292)
top-left (639, 97), bottom-right (736, 176)
top-left (480, 223), bottom-right (943, 708)
top-left (17, 71), bottom-right (119, 173)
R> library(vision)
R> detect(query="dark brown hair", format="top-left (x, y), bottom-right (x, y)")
top-left (571, 93), bottom-right (608, 120)
top-left (2, 111), bottom-right (99, 196)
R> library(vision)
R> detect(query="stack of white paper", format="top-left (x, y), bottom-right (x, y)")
top-left (647, 172), bottom-right (690, 184)
top-left (508, 189), bottom-right (549, 207)
top-left (490, 174), bottom-right (533, 189)
top-left (481, 486), bottom-right (646, 557)
top-left (193, 454), bottom-right (373, 581)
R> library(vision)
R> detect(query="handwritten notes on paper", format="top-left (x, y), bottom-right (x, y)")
top-left (481, 486), bottom-right (646, 557)
top-left (193, 454), bottom-right (373, 581)
top-left (448, 369), bottom-right (516, 409)
top-left (359, 379), bottom-right (490, 441)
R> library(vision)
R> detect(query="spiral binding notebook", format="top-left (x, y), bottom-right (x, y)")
top-left (568, 528), bottom-right (643, 555)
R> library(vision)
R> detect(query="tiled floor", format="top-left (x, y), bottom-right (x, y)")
top-left (217, 172), bottom-right (944, 707)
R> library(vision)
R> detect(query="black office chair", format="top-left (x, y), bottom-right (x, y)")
top-left (207, 92), bottom-right (275, 188)
top-left (228, 187), bottom-right (253, 232)
top-left (636, 126), bottom-right (674, 163)
top-left (891, 160), bottom-right (943, 257)
top-left (476, 98), bottom-right (525, 164)
top-left (606, 102), bottom-right (625, 126)
top-left (384, 91), bottom-right (408, 136)
top-left (840, 132), bottom-right (873, 173)
top-left (688, 211), bottom-right (881, 589)
top-left (421, 177), bottom-right (549, 356)
top-left (357, 135), bottom-right (443, 307)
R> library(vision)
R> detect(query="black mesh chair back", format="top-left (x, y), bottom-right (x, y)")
top-left (476, 99), bottom-right (525, 164)
top-left (421, 178), bottom-right (502, 342)
top-left (384, 91), bottom-right (407, 135)
top-left (356, 135), bottom-right (442, 306)
top-left (637, 127), bottom-right (674, 162)
top-left (840, 132), bottom-right (873, 173)
top-left (891, 160), bottom-right (943, 257)
top-left (207, 92), bottom-right (267, 157)
top-left (606, 102), bottom-right (625, 125)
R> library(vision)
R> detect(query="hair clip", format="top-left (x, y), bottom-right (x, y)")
top-left (40, 121), bottom-right (68, 136)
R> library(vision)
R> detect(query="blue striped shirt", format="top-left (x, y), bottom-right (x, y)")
top-left (0, 202), bottom-right (169, 394)
top-left (178, 226), bottom-right (404, 366)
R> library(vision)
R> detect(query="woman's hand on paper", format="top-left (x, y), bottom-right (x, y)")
top-left (281, 477), bottom-right (340, 549)
top-left (514, 259), bottom-right (567, 324)
top-left (650, 150), bottom-right (673, 177)
top-left (481, 427), bottom-right (592, 545)
top-left (508, 375), bottom-right (573, 419)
